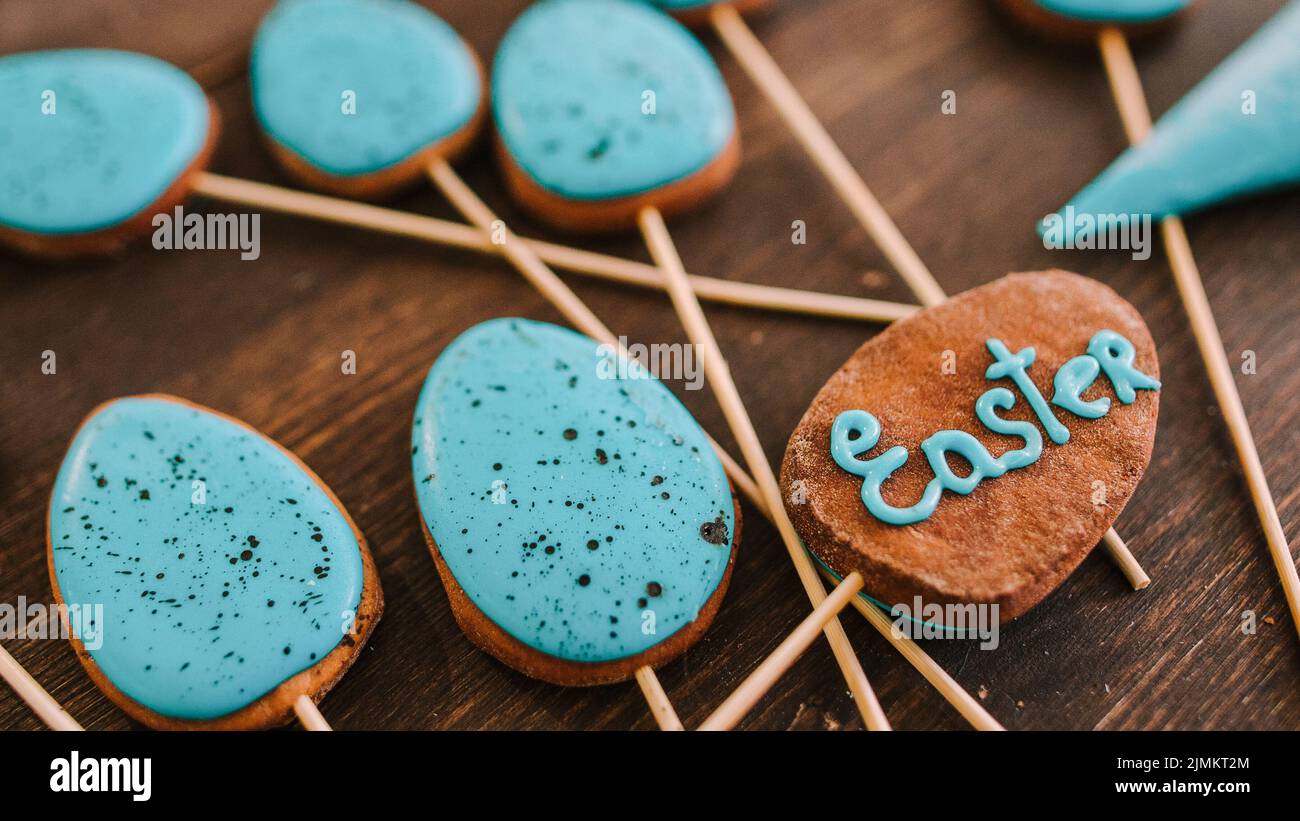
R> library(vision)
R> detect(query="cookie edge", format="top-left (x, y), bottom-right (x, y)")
top-left (418, 479), bottom-right (740, 687)
top-left (45, 393), bottom-right (385, 730)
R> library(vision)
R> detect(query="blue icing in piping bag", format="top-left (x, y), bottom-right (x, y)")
top-left (1046, 1), bottom-right (1300, 240)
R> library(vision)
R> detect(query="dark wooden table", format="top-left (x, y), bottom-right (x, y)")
top-left (2, 0), bottom-right (1296, 731)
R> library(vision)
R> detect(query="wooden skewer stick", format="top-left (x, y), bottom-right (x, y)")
top-left (634, 667), bottom-right (684, 731)
top-left (189, 173), bottom-right (914, 325)
top-left (1099, 528), bottom-right (1148, 590)
top-left (292, 694), bottom-right (332, 731)
top-left (0, 644), bottom-right (82, 731)
top-left (816, 566), bottom-right (1005, 731)
top-left (709, 3), bottom-right (947, 308)
top-left (719, 453), bottom-right (1002, 730)
top-left (701, 567), bottom-right (866, 730)
top-left (709, 3), bottom-right (1148, 589)
top-left (424, 157), bottom-right (716, 728)
top-left (1097, 26), bottom-right (1299, 633)
top-left (638, 205), bottom-right (890, 731)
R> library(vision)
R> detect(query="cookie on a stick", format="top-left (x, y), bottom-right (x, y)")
top-left (0, 49), bottom-right (217, 259)
top-left (48, 395), bottom-right (382, 730)
top-left (783, 272), bottom-right (1160, 622)
top-left (412, 318), bottom-right (740, 728)
top-left (997, 0), bottom-right (1193, 42)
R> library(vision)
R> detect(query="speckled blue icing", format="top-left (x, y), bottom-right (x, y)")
top-left (48, 397), bottom-right (364, 721)
top-left (492, 0), bottom-right (735, 200)
top-left (1032, 0), bottom-right (1191, 23)
top-left (412, 318), bottom-right (734, 663)
top-left (1049, 1), bottom-right (1300, 239)
top-left (250, 0), bottom-right (481, 176)
top-left (0, 49), bottom-right (208, 235)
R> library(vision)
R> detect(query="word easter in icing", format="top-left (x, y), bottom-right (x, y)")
top-left (831, 330), bottom-right (1160, 525)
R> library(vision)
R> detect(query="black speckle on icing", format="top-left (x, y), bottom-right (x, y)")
top-left (700, 515), bottom-right (728, 545)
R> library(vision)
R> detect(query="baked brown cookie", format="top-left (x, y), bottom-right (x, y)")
top-left (0, 50), bottom-right (219, 260)
top-left (412, 318), bottom-right (740, 686)
top-left (249, 0), bottom-right (487, 201)
top-left (48, 395), bottom-right (382, 730)
top-left (781, 271), bottom-right (1160, 622)
top-left (492, 0), bottom-right (741, 233)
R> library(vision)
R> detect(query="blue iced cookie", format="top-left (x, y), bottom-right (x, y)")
top-left (251, 0), bottom-right (484, 199)
top-left (412, 318), bottom-right (738, 685)
top-left (48, 395), bottom-right (382, 729)
top-left (0, 49), bottom-right (213, 258)
top-left (1000, 0), bottom-right (1192, 39)
top-left (1047, 0), bottom-right (1300, 237)
top-left (493, 0), bottom-right (739, 231)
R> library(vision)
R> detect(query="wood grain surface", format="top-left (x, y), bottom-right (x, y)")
top-left (1, 0), bottom-right (1296, 730)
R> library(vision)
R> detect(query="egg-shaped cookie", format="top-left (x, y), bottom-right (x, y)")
top-left (412, 318), bottom-right (739, 685)
top-left (48, 395), bottom-right (382, 730)
top-left (644, 0), bottom-right (771, 27)
top-left (0, 50), bottom-right (216, 259)
top-left (782, 272), bottom-right (1160, 621)
top-left (250, 0), bottom-right (485, 200)
top-left (492, 0), bottom-right (740, 232)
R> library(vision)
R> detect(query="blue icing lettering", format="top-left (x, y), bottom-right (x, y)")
top-left (1052, 354), bottom-right (1110, 418)
top-left (1048, 2), bottom-right (1300, 236)
top-left (985, 338), bottom-right (1070, 445)
top-left (921, 430), bottom-right (1008, 495)
top-left (48, 396), bottom-right (365, 720)
top-left (0, 50), bottom-right (209, 235)
top-left (251, 0), bottom-right (481, 176)
top-left (1032, 0), bottom-right (1192, 23)
top-left (831, 410), bottom-right (941, 525)
top-left (491, 0), bottom-right (735, 200)
top-left (832, 330), bottom-right (1157, 526)
top-left (412, 318), bottom-right (734, 663)
top-left (975, 387), bottom-right (1044, 470)
top-left (1088, 329), bottom-right (1161, 403)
